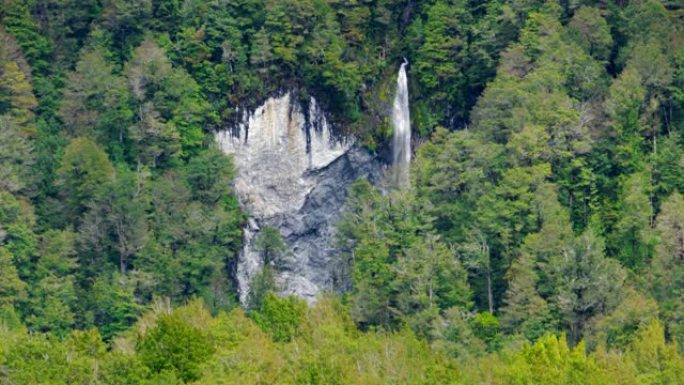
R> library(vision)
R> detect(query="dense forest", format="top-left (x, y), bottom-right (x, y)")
top-left (1, 0), bottom-right (684, 383)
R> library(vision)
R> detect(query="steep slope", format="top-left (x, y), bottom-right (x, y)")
top-left (217, 92), bottom-right (382, 302)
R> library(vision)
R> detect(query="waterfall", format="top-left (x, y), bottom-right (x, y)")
top-left (392, 60), bottom-right (411, 188)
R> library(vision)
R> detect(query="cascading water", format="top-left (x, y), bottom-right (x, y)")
top-left (392, 59), bottom-right (411, 188)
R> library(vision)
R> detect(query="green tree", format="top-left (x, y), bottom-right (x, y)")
top-left (59, 47), bottom-right (132, 155)
top-left (470, 311), bottom-right (501, 351)
top-left (0, 190), bottom-right (37, 278)
top-left (0, 0), bottom-right (52, 75)
top-left (468, 164), bottom-right (551, 312)
top-left (247, 265), bottom-right (277, 310)
top-left (337, 179), bottom-right (395, 327)
top-left (627, 320), bottom-right (684, 384)
top-left (56, 137), bottom-right (114, 221)
top-left (33, 0), bottom-right (101, 69)
top-left (552, 230), bottom-right (627, 345)
top-left (0, 116), bottom-right (34, 194)
top-left (86, 273), bottom-right (141, 339)
top-left (650, 192), bottom-right (684, 350)
top-left (24, 229), bottom-right (78, 336)
top-left (25, 275), bottom-right (76, 336)
top-left (499, 185), bottom-right (571, 339)
top-left (500, 252), bottom-right (553, 341)
top-left (82, 170), bottom-right (149, 275)
top-left (101, 0), bottom-right (152, 55)
top-left (251, 292), bottom-right (307, 342)
top-left (250, 27), bottom-right (273, 73)
top-left (0, 30), bottom-right (37, 195)
top-left (610, 172), bottom-right (654, 270)
top-left (568, 6), bottom-right (613, 62)
top-left (412, 127), bottom-right (503, 245)
top-left (0, 60), bottom-right (36, 134)
top-left (393, 234), bottom-right (471, 337)
top-left (605, 66), bottom-right (646, 171)
top-left (137, 313), bottom-right (213, 382)
top-left (500, 335), bottom-right (606, 384)
top-left (0, 247), bottom-right (26, 308)
top-left (254, 225), bottom-right (288, 266)
top-left (588, 289), bottom-right (659, 351)
top-left (184, 147), bottom-right (236, 205)
top-left (125, 37), bottom-right (211, 164)
top-left (414, 0), bottom-right (468, 124)
top-left (125, 39), bottom-right (180, 166)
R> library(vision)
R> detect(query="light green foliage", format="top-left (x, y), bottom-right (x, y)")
top-left (472, 11), bottom-right (598, 156)
top-left (394, 234), bottom-right (471, 337)
top-left (25, 230), bottom-right (79, 335)
top-left (650, 192), bottom-right (684, 350)
top-left (337, 179), bottom-right (395, 327)
top-left (25, 275), bottom-right (77, 336)
top-left (80, 169), bottom-right (149, 275)
top-left (249, 27), bottom-right (273, 72)
top-left (0, 247), bottom-right (26, 308)
top-left (0, 59), bottom-right (36, 133)
top-left (475, 164), bottom-right (551, 255)
top-left (0, 116), bottom-right (34, 194)
top-left (500, 183), bottom-right (569, 340)
top-left (2, 299), bottom-right (682, 384)
top-left (412, 127), bottom-right (503, 244)
top-left (251, 292), bottom-right (307, 342)
top-left (0, 0), bottom-right (683, 381)
top-left (126, 37), bottom-right (213, 164)
top-left (0, 190), bottom-right (37, 276)
top-left (131, 151), bottom-right (242, 307)
top-left (502, 336), bottom-right (607, 384)
top-left (588, 289), bottom-right (659, 351)
top-left (59, 47), bottom-right (132, 156)
top-left (606, 66), bottom-right (646, 137)
top-left (470, 311), bottom-right (501, 351)
top-left (86, 273), bottom-right (142, 339)
top-left (626, 320), bottom-right (684, 384)
top-left (500, 251), bottom-right (553, 341)
top-left (0, 29), bottom-right (36, 194)
top-left (56, 137), bottom-right (115, 221)
top-left (552, 230), bottom-right (627, 345)
top-left (337, 179), bottom-right (461, 331)
top-left (430, 307), bottom-right (487, 358)
top-left (136, 313), bottom-right (214, 382)
top-left (568, 6), bottom-right (613, 62)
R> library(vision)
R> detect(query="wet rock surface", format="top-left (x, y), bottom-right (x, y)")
top-left (216, 92), bottom-right (382, 303)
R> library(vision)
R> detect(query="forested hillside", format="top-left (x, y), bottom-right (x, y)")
top-left (1, 0), bottom-right (683, 383)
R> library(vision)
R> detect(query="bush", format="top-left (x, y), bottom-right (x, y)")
top-left (136, 314), bottom-right (213, 382)
top-left (251, 292), bottom-right (307, 342)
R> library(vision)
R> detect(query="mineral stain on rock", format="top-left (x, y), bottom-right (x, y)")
top-left (216, 92), bottom-right (380, 303)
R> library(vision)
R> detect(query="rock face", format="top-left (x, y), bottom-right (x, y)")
top-left (216, 92), bottom-right (381, 303)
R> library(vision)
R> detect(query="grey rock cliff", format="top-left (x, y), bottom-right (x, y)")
top-left (216, 92), bottom-right (382, 303)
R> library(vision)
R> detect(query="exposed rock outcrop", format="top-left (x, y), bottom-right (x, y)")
top-left (216, 92), bottom-right (382, 303)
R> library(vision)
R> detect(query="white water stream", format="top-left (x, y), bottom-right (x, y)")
top-left (392, 60), bottom-right (411, 188)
